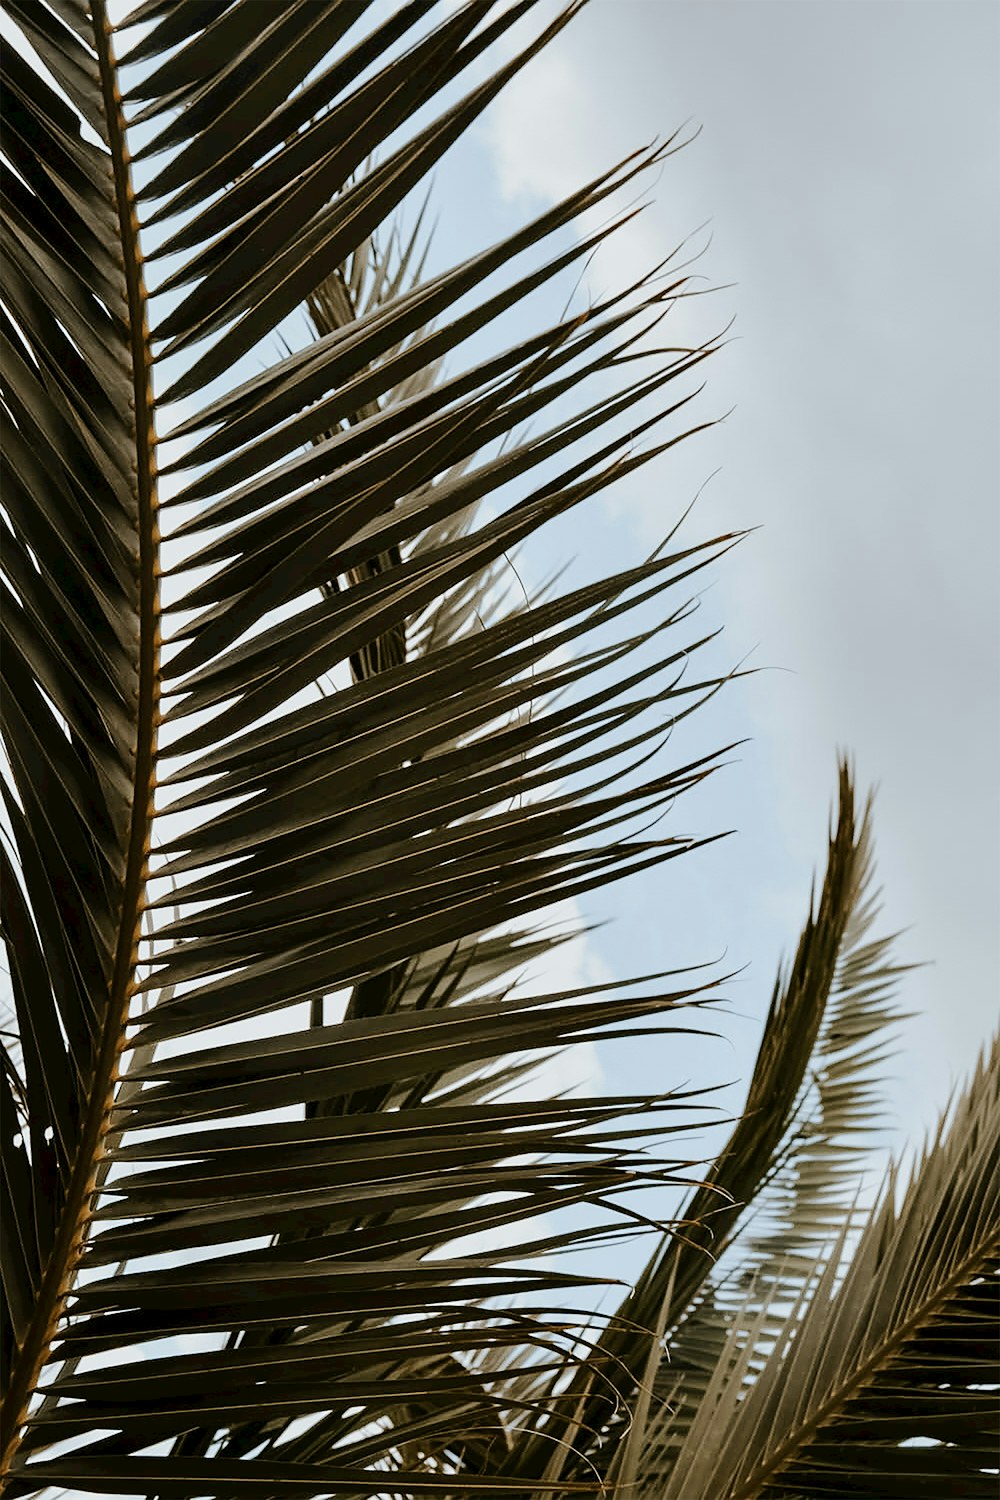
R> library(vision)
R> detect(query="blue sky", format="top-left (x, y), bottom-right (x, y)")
top-left (415, 0), bottom-right (1000, 1157)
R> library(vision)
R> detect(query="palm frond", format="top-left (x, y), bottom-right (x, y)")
top-left (632, 773), bottom-right (920, 1489)
top-left (1, 3), bottom-right (734, 1492)
top-left (659, 1031), bottom-right (1000, 1499)
top-left (525, 760), bottom-right (910, 1485)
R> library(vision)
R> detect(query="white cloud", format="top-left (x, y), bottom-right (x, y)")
top-left (486, 52), bottom-right (593, 207)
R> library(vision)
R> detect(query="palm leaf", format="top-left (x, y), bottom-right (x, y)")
top-left (165, 225), bottom-right (616, 1473)
top-left (658, 1030), bottom-right (1000, 1499)
top-left (632, 774), bottom-right (920, 1491)
top-left (1, 3), bottom-right (735, 1492)
top-left (518, 761), bottom-right (911, 1486)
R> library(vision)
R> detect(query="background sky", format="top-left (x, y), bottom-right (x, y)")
top-left (422, 0), bottom-right (999, 1159)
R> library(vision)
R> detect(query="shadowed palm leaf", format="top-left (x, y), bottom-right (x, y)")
top-left (652, 1030), bottom-right (1000, 1499)
top-left (1, 2), bottom-right (733, 1493)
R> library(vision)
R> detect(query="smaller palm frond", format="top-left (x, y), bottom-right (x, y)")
top-left (658, 1028), bottom-right (1000, 1499)
top-left (522, 760), bottom-right (914, 1486)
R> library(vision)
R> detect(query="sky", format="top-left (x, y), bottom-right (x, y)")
top-left (429, 0), bottom-right (999, 1156)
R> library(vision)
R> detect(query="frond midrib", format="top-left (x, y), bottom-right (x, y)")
top-left (726, 1232), bottom-right (1000, 1500)
top-left (0, 1), bottom-right (159, 1472)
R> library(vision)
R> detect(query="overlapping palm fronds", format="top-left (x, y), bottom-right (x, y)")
top-left (651, 1029), bottom-right (1000, 1500)
top-left (2, 4), bottom-right (995, 1498)
top-left (511, 765), bottom-right (998, 1498)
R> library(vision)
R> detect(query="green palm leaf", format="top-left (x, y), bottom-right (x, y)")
top-left (7, 7), bottom-right (985, 1497)
top-left (1, 3), bottom-right (733, 1492)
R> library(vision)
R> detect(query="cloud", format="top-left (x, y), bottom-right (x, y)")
top-left (505, 897), bottom-right (611, 1100)
top-left (487, 51), bottom-right (592, 207)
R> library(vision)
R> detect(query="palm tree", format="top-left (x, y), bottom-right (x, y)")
top-left (1, 3), bottom-right (996, 1496)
